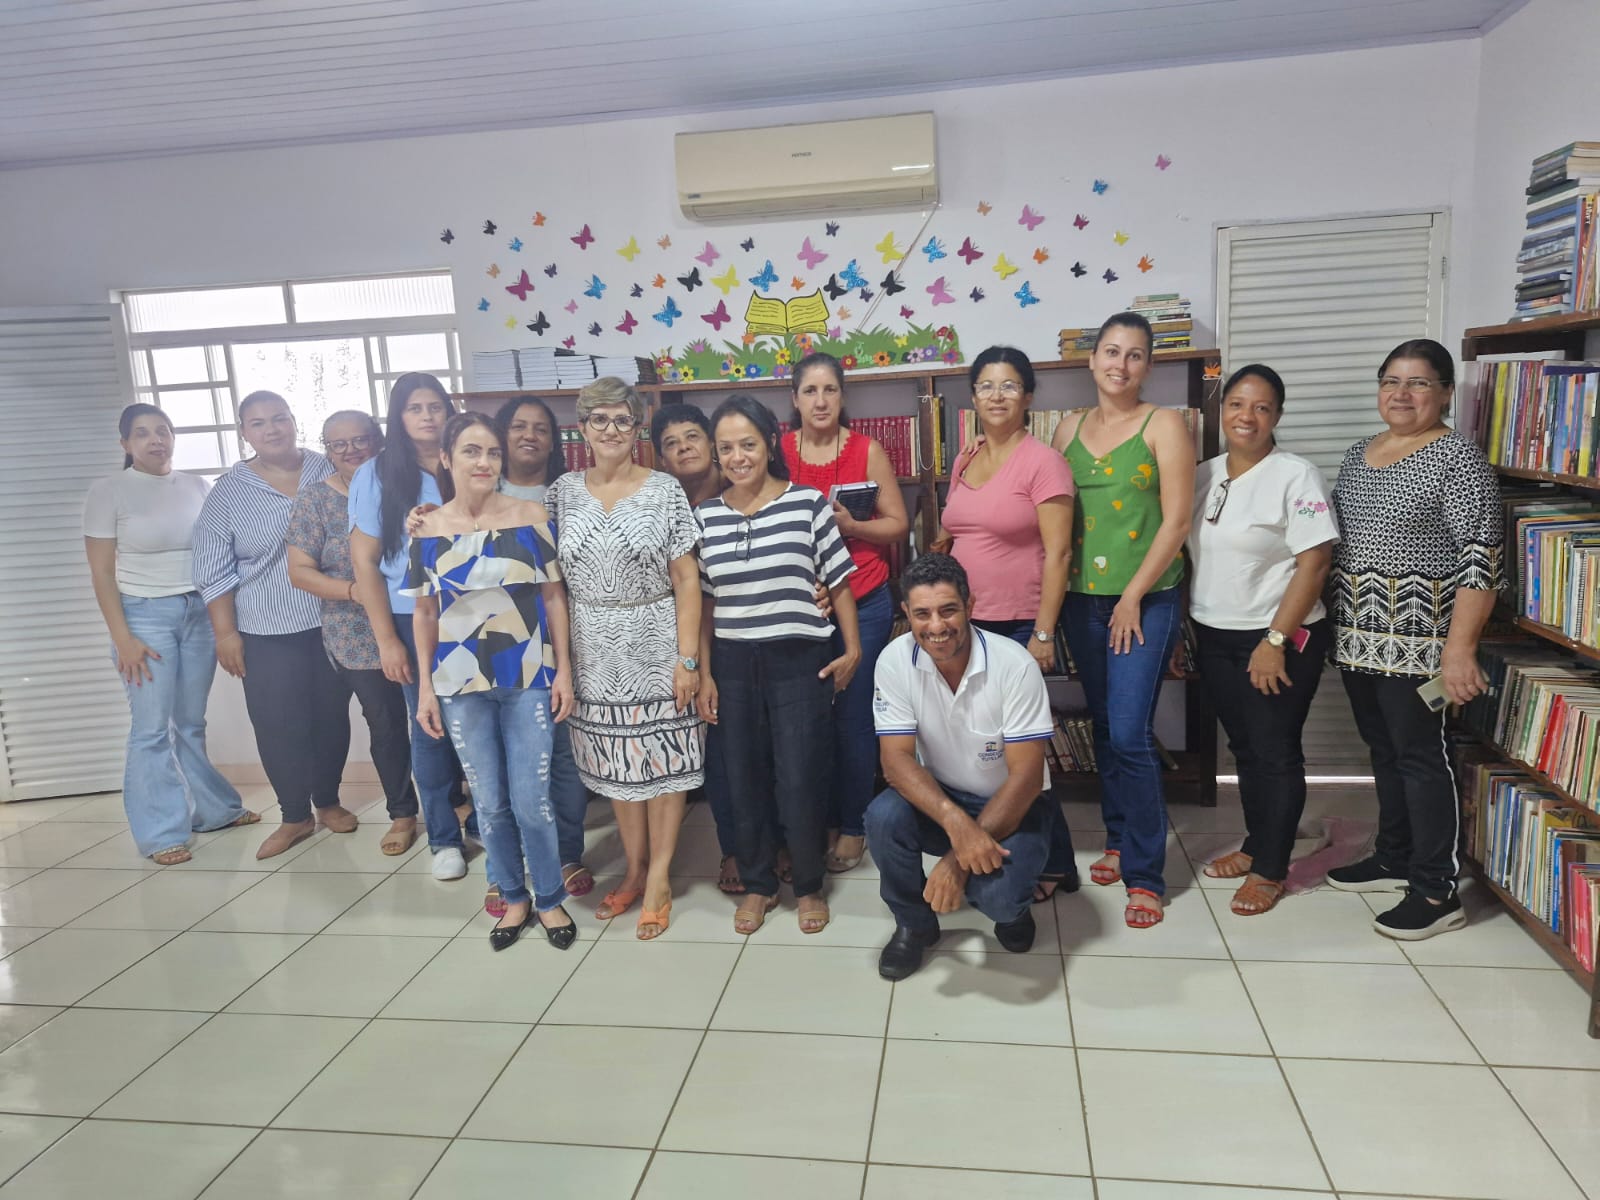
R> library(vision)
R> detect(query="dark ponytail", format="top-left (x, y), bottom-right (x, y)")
top-left (118, 402), bottom-right (170, 469)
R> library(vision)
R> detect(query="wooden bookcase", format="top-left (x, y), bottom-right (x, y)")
top-left (1460, 309), bottom-right (1600, 1038)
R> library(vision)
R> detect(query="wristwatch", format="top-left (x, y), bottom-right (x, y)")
top-left (1032, 629), bottom-right (1052, 643)
top-left (1262, 629), bottom-right (1287, 649)
top-left (679, 656), bottom-right (699, 671)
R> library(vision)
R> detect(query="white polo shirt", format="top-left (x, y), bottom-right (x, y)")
top-left (873, 627), bottom-right (1053, 797)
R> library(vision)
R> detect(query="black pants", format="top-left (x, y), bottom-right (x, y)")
top-left (239, 629), bottom-right (351, 824)
top-left (712, 636), bottom-right (834, 898)
top-left (335, 663), bottom-right (418, 821)
top-left (1194, 620), bottom-right (1329, 881)
top-left (1341, 669), bottom-right (1460, 899)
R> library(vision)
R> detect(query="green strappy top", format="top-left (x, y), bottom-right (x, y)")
top-left (1063, 408), bottom-right (1184, 595)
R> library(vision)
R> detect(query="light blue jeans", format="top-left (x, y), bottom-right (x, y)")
top-left (442, 686), bottom-right (567, 911)
top-left (116, 593), bottom-right (246, 855)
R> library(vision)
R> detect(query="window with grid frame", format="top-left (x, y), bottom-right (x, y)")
top-left (121, 272), bottom-right (461, 475)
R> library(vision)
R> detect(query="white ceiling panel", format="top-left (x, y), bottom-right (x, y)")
top-left (0, 0), bottom-right (1521, 169)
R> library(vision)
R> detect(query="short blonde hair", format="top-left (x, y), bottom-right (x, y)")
top-left (576, 376), bottom-right (644, 425)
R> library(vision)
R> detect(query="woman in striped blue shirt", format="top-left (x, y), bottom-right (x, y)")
top-left (695, 395), bottom-right (861, 937)
top-left (193, 391), bottom-right (356, 859)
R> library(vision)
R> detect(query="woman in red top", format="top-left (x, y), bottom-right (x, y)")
top-left (782, 353), bottom-right (910, 871)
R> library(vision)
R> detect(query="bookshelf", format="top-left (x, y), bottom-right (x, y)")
top-left (1461, 309), bottom-right (1600, 1038)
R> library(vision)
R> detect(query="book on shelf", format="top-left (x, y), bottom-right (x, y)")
top-left (557, 426), bottom-right (644, 472)
top-left (1045, 708), bottom-right (1179, 775)
top-left (848, 415), bottom-right (924, 478)
top-left (1503, 492), bottom-right (1600, 647)
top-left (1457, 644), bottom-right (1600, 808)
top-left (1460, 355), bottom-right (1600, 478)
top-left (1510, 143), bottom-right (1600, 320)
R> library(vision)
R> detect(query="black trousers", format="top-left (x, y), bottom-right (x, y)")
top-left (712, 636), bottom-right (834, 898)
top-left (239, 629), bottom-right (351, 824)
top-left (1194, 620), bottom-right (1329, 881)
top-left (335, 663), bottom-right (418, 821)
top-left (1341, 669), bottom-right (1460, 899)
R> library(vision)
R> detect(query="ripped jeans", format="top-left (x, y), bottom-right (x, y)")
top-left (441, 686), bottom-right (567, 912)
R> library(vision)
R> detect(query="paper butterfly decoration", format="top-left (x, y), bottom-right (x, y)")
top-left (1071, 261), bottom-right (1087, 277)
top-left (749, 260), bottom-right (779, 292)
top-left (1014, 281), bottom-right (1040, 308)
top-left (790, 276), bottom-right (806, 291)
top-left (740, 236), bottom-right (755, 252)
top-left (630, 283), bottom-right (643, 298)
top-left (922, 237), bottom-right (946, 263)
top-left (526, 311), bottom-right (550, 335)
top-left (976, 201), bottom-right (992, 215)
top-left (1138, 255), bottom-right (1155, 273)
top-left (926, 276), bottom-right (955, 306)
top-left (1073, 214), bottom-right (1089, 230)
top-left (616, 237), bottom-right (641, 261)
top-left (617, 311), bottom-right (638, 334)
top-left (532, 212), bottom-right (546, 226)
top-left (587, 322), bottom-right (602, 337)
top-left (694, 241), bottom-right (720, 266)
top-left (508, 237), bottom-right (523, 252)
top-left (571, 224), bottom-right (594, 249)
top-left (440, 228), bottom-right (454, 244)
top-left (1092, 180), bottom-right (1108, 194)
top-left (652, 274), bottom-right (666, 288)
top-left (1113, 230), bottom-right (1130, 246)
top-left (504, 316), bottom-right (518, 330)
top-left (564, 299), bottom-right (579, 314)
top-left (582, 275), bottom-right (606, 300)
top-left (711, 266), bottom-right (740, 294)
top-left (657, 235), bottom-right (671, 249)
top-left (894, 335), bottom-right (909, 348)
top-left (992, 253), bottom-right (1019, 280)
top-left (899, 305), bottom-right (915, 319)
top-left (839, 259), bottom-right (868, 290)
top-left (1033, 247), bottom-right (1049, 264)
top-left (836, 305), bottom-right (852, 319)
top-left (969, 287), bottom-right (985, 302)
top-left (823, 273), bottom-right (848, 300)
top-left (677, 267), bottom-right (702, 292)
top-left (1155, 154), bottom-right (1172, 170)
top-left (544, 263), bottom-right (558, 277)
top-left (483, 220), bottom-right (497, 235)
top-left (505, 270), bottom-right (534, 301)
top-left (562, 336), bottom-right (576, 348)
top-left (486, 264), bottom-right (500, 278)
top-left (701, 299), bottom-right (731, 330)
top-left (829, 326), bottom-right (842, 340)
top-left (825, 221), bottom-right (840, 236)
top-left (654, 297), bottom-right (683, 327)
top-left (859, 287), bottom-right (874, 301)
top-left (875, 232), bottom-right (903, 264)
top-left (1103, 269), bottom-right (1119, 283)
top-left (880, 271), bottom-right (905, 296)
top-left (957, 237), bottom-right (983, 265)
top-left (1018, 205), bottom-right (1045, 231)
top-left (797, 236), bottom-right (828, 270)
top-left (476, 298), bottom-right (490, 312)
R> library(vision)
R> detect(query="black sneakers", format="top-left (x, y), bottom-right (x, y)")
top-left (1373, 889), bottom-right (1466, 940)
top-left (878, 926), bottom-right (941, 981)
top-left (1326, 855), bottom-right (1409, 893)
top-left (993, 910), bottom-right (1037, 953)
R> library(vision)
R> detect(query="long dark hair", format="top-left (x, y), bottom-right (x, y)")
top-left (118, 402), bottom-right (170, 469)
top-left (494, 395), bottom-right (564, 486)
top-left (711, 394), bottom-right (790, 481)
top-left (375, 372), bottom-right (454, 562)
top-left (788, 352), bottom-right (851, 430)
top-left (436, 412), bottom-right (505, 503)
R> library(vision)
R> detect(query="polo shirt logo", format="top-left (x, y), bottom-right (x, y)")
top-left (979, 740), bottom-right (1003, 762)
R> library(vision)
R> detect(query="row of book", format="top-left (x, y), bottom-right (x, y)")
top-left (954, 406), bottom-right (1205, 463)
top-left (555, 427), bottom-right (645, 473)
top-left (845, 414), bottom-right (937, 478)
top-left (1461, 355), bottom-right (1600, 477)
top-left (469, 348), bottom-right (659, 391)
top-left (1058, 294), bottom-right (1194, 359)
top-left (1454, 742), bottom-right (1600, 971)
top-left (1512, 142), bottom-right (1600, 321)
top-left (1045, 709), bottom-right (1180, 776)
top-left (1505, 492), bottom-right (1600, 649)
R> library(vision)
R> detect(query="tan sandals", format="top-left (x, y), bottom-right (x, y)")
top-left (733, 893), bottom-right (779, 935)
top-left (1204, 850), bottom-right (1253, 879)
top-left (1230, 874), bottom-right (1286, 916)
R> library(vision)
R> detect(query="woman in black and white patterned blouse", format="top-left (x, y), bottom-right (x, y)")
top-left (1325, 338), bottom-right (1501, 941)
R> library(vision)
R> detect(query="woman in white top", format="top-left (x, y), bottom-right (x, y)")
top-left (84, 404), bottom-right (256, 864)
top-left (1186, 365), bottom-right (1338, 915)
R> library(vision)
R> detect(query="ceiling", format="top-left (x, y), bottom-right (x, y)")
top-left (0, 0), bottom-right (1521, 170)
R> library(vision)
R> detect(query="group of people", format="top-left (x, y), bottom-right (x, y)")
top-left (83, 311), bottom-right (1501, 968)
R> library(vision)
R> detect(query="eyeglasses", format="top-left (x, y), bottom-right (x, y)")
top-left (322, 435), bottom-right (374, 454)
top-left (584, 414), bottom-right (638, 433)
top-left (973, 380), bottom-right (1024, 400)
top-left (736, 516), bottom-right (752, 562)
top-left (1204, 478), bottom-right (1233, 524)
top-left (1378, 377), bottom-right (1442, 394)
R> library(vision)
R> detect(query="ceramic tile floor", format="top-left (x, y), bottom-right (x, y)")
top-left (0, 781), bottom-right (1595, 1200)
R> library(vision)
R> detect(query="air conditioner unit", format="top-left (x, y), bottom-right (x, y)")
top-left (676, 112), bottom-right (938, 223)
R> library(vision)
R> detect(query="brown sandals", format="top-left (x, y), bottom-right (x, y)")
top-left (1229, 874), bottom-right (1286, 916)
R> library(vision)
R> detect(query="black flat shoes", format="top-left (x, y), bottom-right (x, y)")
top-left (540, 906), bottom-right (577, 950)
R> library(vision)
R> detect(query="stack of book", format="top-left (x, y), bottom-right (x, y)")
top-left (516, 347), bottom-right (562, 391)
top-left (1047, 710), bottom-right (1098, 773)
top-left (1461, 355), bottom-right (1600, 476)
top-left (848, 415), bottom-right (923, 477)
top-left (1504, 492), bottom-right (1600, 648)
top-left (1058, 327), bottom-right (1099, 359)
top-left (1459, 645), bottom-right (1600, 807)
top-left (470, 350), bottom-right (521, 391)
top-left (556, 355), bottom-right (598, 389)
top-left (1513, 142), bottom-right (1600, 321)
top-left (594, 355), bottom-right (660, 386)
top-left (1057, 296), bottom-right (1193, 360)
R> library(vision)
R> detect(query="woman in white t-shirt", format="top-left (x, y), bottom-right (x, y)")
top-left (1186, 366), bottom-right (1338, 916)
top-left (83, 404), bottom-right (257, 864)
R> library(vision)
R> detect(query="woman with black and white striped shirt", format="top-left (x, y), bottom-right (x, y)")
top-left (695, 395), bottom-right (861, 937)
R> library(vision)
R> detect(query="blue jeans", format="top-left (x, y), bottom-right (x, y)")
top-left (1060, 586), bottom-right (1182, 896)
top-left (549, 719), bottom-right (588, 868)
top-left (395, 612), bottom-right (468, 852)
top-left (865, 784), bottom-right (1051, 933)
top-left (442, 686), bottom-right (567, 911)
top-left (116, 593), bottom-right (245, 855)
top-left (830, 584), bottom-right (894, 838)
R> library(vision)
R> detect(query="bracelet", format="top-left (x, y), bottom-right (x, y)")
top-left (347, 581), bottom-right (357, 601)
top-left (218, 632), bottom-right (241, 643)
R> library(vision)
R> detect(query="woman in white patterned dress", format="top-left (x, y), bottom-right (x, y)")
top-left (547, 377), bottom-right (704, 940)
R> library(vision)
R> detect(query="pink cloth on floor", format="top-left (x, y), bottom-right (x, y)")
top-left (1285, 816), bottom-right (1375, 894)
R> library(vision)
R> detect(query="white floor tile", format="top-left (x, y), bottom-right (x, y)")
top-left (226, 934), bottom-right (448, 1018)
top-left (0, 870), bottom-right (39, 892)
top-left (643, 1153), bottom-right (863, 1199)
top-left (1420, 965), bottom-right (1600, 1068)
top-left (588, 875), bottom-right (762, 945)
top-left (0, 1007), bottom-right (59, 1055)
top-left (54, 828), bottom-right (192, 870)
top-left (40, 794), bottom-right (130, 822)
top-left (935, 887), bottom-right (1061, 956)
top-left (542, 939), bottom-right (740, 1029)
top-left (273, 1017), bottom-right (527, 1137)
top-left (1495, 1066), bottom-right (1600, 1200)
top-left (0, 868), bottom-right (149, 926)
top-left (1079, 1048), bottom-right (1325, 1190)
top-left (1389, 880), bottom-right (1567, 969)
top-left (164, 821), bottom-right (323, 872)
top-left (1061, 798), bottom-right (1107, 832)
top-left (1282, 1058), bottom-right (1582, 1199)
top-left (0, 1007), bottom-right (207, 1116)
top-left (0, 1119), bottom-right (253, 1200)
top-left (416, 1140), bottom-right (647, 1199)
top-left (96, 1012), bottom-right (364, 1126)
top-left (192, 872), bottom-right (387, 935)
top-left (1167, 794), bottom-right (1248, 834)
top-left (380, 934), bottom-right (588, 1023)
top-left (0, 797), bottom-right (94, 824)
top-left (463, 1024), bottom-right (700, 1147)
top-left (1096, 1185), bottom-right (1331, 1200)
top-left (198, 1130), bottom-right (447, 1200)
top-left (0, 929), bottom-right (49, 960)
top-left (274, 829), bottom-right (424, 874)
top-left (662, 1030), bottom-right (881, 1160)
top-left (66, 870), bottom-right (263, 931)
top-left (0, 823), bottom-right (124, 870)
top-left (1059, 881), bottom-right (1229, 960)
top-left (1205, 888), bottom-right (1408, 964)
top-left (1066, 955), bottom-right (1270, 1054)
top-left (864, 1165), bottom-right (1093, 1199)
top-left (0, 929), bottom-right (177, 1006)
top-left (751, 877), bottom-right (899, 949)
top-left (78, 931), bottom-right (308, 1011)
top-left (321, 874), bottom-right (481, 937)
top-left (888, 949), bottom-right (1072, 1046)
top-left (872, 1039), bottom-right (1087, 1175)
top-left (1240, 960), bottom-right (1478, 1063)
top-left (0, 1114), bottom-right (76, 1187)
top-left (712, 944), bottom-right (889, 1038)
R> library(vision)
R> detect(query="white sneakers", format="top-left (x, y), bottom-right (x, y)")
top-left (431, 847), bottom-right (467, 881)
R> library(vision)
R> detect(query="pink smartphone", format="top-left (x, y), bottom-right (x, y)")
top-left (1289, 627), bottom-right (1310, 653)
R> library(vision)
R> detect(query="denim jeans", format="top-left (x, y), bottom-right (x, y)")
top-left (238, 628), bottom-right (350, 825)
top-left (442, 686), bottom-right (567, 911)
top-left (116, 593), bottom-right (246, 855)
top-left (395, 611), bottom-right (468, 852)
top-left (865, 784), bottom-right (1051, 933)
top-left (549, 719), bottom-right (588, 867)
top-left (1060, 586), bottom-right (1182, 896)
top-left (830, 584), bottom-right (894, 838)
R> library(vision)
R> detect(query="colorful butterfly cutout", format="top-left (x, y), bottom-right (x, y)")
top-left (544, 263), bottom-right (558, 277)
top-left (571, 224), bottom-right (594, 249)
top-left (836, 305), bottom-right (852, 320)
top-left (1071, 261), bottom-right (1087, 277)
top-left (894, 335), bottom-right (909, 348)
top-left (440, 228), bottom-right (454, 244)
top-left (1015, 281), bottom-right (1040, 308)
top-left (483, 220), bottom-right (497, 235)
top-left (711, 266), bottom-right (740, 295)
top-left (899, 305), bottom-right (915, 319)
top-left (839, 259), bottom-right (868, 290)
top-left (654, 297), bottom-right (683, 327)
top-left (581, 274), bottom-right (606, 300)
top-left (858, 288), bottom-right (874, 302)
top-left (694, 241), bottom-right (720, 267)
top-left (976, 201), bottom-right (992, 215)
top-left (825, 221), bottom-right (840, 237)
top-left (739, 237), bottom-right (755, 252)
top-left (1092, 179), bottom-right (1108, 195)
top-left (829, 326), bottom-right (842, 340)
top-left (616, 237), bottom-right (641, 261)
top-left (532, 212), bottom-right (546, 226)
top-left (1073, 214), bottom-right (1089, 230)
top-left (1103, 269), bottom-right (1118, 283)
top-left (526, 311), bottom-right (550, 335)
top-left (957, 237), bottom-right (983, 265)
top-left (564, 299), bottom-right (579, 314)
top-left (1113, 230), bottom-right (1130, 246)
top-left (969, 287), bottom-right (985, 302)
top-left (562, 336), bottom-right (576, 349)
top-left (922, 237), bottom-right (946, 263)
top-left (823, 273), bottom-right (847, 301)
top-left (505, 316), bottom-right (518, 330)
top-left (486, 264), bottom-right (500, 278)
top-left (993, 253), bottom-right (1019, 280)
top-left (749, 260), bottom-right (779, 292)
top-left (1033, 247), bottom-right (1049, 264)
top-left (630, 283), bottom-right (643, 298)
top-left (797, 236), bottom-right (827, 270)
top-left (1018, 205), bottom-right (1045, 231)
top-left (926, 276), bottom-right (955, 306)
top-left (505, 270), bottom-right (534, 301)
top-left (507, 237), bottom-right (523, 252)
top-left (476, 298), bottom-right (490, 312)
top-left (616, 311), bottom-right (638, 334)
top-left (1138, 255), bottom-right (1155, 273)
top-left (677, 267), bottom-right (702, 292)
top-left (875, 232), bottom-right (903, 264)
top-left (701, 299), bottom-right (731, 330)
top-left (790, 276), bottom-right (806, 291)
top-left (881, 271), bottom-right (905, 296)
top-left (1155, 154), bottom-right (1172, 170)
top-left (587, 322), bottom-right (602, 337)
top-left (652, 274), bottom-right (666, 288)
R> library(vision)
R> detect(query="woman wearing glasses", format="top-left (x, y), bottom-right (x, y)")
top-left (286, 411), bottom-right (420, 856)
top-left (1325, 339), bottom-right (1501, 941)
top-left (546, 378), bottom-right (704, 939)
top-left (1186, 366), bottom-right (1337, 916)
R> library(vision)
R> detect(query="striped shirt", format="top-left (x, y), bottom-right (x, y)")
top-left (695, 483), bottom-right (855, 642)
top-left (193, 451), bottom-right (334, 636)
